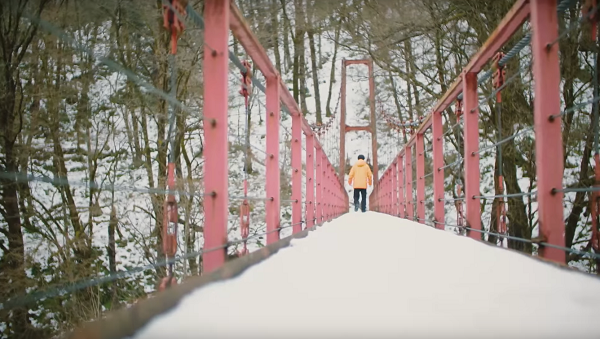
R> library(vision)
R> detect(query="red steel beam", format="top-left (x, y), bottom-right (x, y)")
top-left (462, 0), bottom-right (530, 74)
top-left (405, 116), bottom-right (433, 149)
top-left (345, 125), bottom-right (372, 133)
top-left (228, 3), bottom-right (276, 78)
top-left (345, 59), bottom-right (370, 65)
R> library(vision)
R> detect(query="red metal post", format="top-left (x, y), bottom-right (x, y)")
top-left (462, 71), bottom-right (481, 239)
top-left (530, 0), bottom-right (565, 263)
top-left (393, 159), bottom-right (398, 216)
top-left (383, 174), bottom-right (387, 214)
top-left (399, 155), bottom-right (404, 218)
top-left (326, 162), bottom-right (331, 221)
top-left (292, 112), bottom-right (302, 234)
top-left (384, 173), bottom-right (388, 214)
top-left (322, 153), bottom-right (327, 220)
top-left (316, 147), bottom-right (323, 224)
top-left (382, 176), bottom-right (385, 213)
top-left (388, 173), bottom-right (392, 214)
top-left (266, 74), bottom-right (281, 244)
top-left (339, 60), bottom-right (347, 180)
top-left (387, 173), bottom-right (394, 215)
top-left (416, 132), bottom-right (425, 223)
top-left (367, 60), bottom-right (379, 190)
top-left (383, 173), bottom-right (387, 214)
top-left (405, 146), bottom-right (413, 220)
top-left (387, 173), bottom-right (391, 214)
top-left (388, 173), bottom-right (395, 215)
top-left (331, 164), bottom-right (335, 219)
top-left (432, 111), bottom-right (445, 229)
top-left (306, 134), bottom-right (315, 228)
top-left (202, 0), bottom-right (229, 274)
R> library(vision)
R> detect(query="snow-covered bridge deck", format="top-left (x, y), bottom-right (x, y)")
top-left (123, 212), bottom-right (600, 339)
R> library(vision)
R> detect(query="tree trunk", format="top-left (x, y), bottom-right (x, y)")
top-left (405, 39), bottom-right (421, 117)
top-left (403, 43), bottom-right (414, 123)
top-left (0, 1), bottom-right (49, 335)
top-left (307, 2), bottom-right (322, 121)
top-left (147, 0), bottom-right (171, 278)
top-left (325, 14), bottom-right (341, 117)
top-left (48, 43), bottom-right (88, 260)
top-left (300, 52), bottom-right (309, 115)
top-left (292, 0), bottom-right (304, 104)
top-left (280, 0), bottom-right (293, 70)
top-left (181, 143), bottom-right (199, 276)
top-left (271, 0), bottom-right (281, 74)
top-left (108, 206), bottom-right (118, 305)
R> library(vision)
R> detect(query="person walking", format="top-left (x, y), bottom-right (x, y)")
top-left (347, 154), bottom-right (373, 212)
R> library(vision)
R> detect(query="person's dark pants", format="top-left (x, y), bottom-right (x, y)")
top-left (353, 188), bottom-right (367, 212)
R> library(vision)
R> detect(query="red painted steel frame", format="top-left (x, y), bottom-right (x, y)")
top-left (392, 160), bottom-right (398, 216)
top-left (292, 112), bottom-right (302, 234)
top-left (306, 135), bottom-right (315, 228)
top-left (405, 146), bottom-right (413, 220)
top-left (530, 0), bottom-right (565, 263)
top-left (432, 111), bottom-right (445, 229)
top-left (416, 133), bottom-right (425, 223)
top-left (326, 162), bottom-right (331, 220)
top-left (388, 173), bottom-right (392, 214)
top-left (324, 153), bottom-right (329, 220)
top-left (228, 1), bottom-right (346, 243)
top-left (316, 147), bottom-right (323, 224)
top-left (462, 72), bottom-right (481, 239)
top-left (203, 0), bottom-right (229, 273)
top-left (384, 173), bottom-right (388, 213)
top-left (398, 155), bottom-right (404, 217)
top-left (339, 59), bottom-right (379, 186)
top-left (266, 75), bottom-right (281, 245)
top-left (375, 0), bottom-right (568, 266)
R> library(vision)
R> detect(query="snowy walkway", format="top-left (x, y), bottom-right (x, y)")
top-left (132, 212), bottom-right (600, 339)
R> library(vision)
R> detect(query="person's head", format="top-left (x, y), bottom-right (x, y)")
top-left (358, 154), bottom-right (365, 160)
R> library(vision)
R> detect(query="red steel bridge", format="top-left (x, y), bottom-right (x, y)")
top-left (4, 0), bottom-right (600, 338)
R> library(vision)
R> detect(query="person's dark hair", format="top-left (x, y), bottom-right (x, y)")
top-left (358, 154), bottom-right (365, 160)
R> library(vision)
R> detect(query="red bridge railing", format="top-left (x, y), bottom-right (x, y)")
top-left (203, 0), bottom-right (347, 273)
top-left (372, 0), bottom-right (600, 268)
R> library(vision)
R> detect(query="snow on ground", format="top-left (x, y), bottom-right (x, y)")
top-left (130, 212), bottom-right (600, 339)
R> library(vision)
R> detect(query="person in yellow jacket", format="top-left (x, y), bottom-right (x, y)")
top-left (348, 154), bottom-right (373, 212)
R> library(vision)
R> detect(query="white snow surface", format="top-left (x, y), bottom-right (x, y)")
top-left (131, 212), bottom-right (600, 339)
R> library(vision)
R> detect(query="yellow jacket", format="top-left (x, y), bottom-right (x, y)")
top-left (348, 159), bottom-right (373, 189)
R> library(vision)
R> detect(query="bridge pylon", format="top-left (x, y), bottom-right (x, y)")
top-left (339, 59), bottom-right (379, 190)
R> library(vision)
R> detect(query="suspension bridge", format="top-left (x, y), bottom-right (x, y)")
top-left (3, 0), bottom-right (600, 338)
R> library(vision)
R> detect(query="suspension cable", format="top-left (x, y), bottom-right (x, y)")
top-left (238, 59), bottom-right (253, 257)
top-left (160, 0), bottom-right (187, 290)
